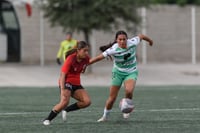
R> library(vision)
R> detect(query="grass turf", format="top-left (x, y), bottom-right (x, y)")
top-left (0, 86), bottom-right (200, 133)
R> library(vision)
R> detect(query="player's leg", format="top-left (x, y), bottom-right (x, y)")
top-left (74, 89), bottom-right (91, 108)
top-left (62, 86), bottom-right (91, 121)
top-left (43, 88), bottom-right (71, 125)
top-left (98, 72), bottom-right (123, 122)
top-left (98, 86), bottom-right (120, 121)
top-left (124, 79), bottom-right (136, 99)
top-left (124, 71), bottom-right (138, 99)
top-left (122, 79), bottom-right (136, 118)
top-left (122, 71), bottom-right (138, 119)
top-left (66, 88), bottom-right (91, 112)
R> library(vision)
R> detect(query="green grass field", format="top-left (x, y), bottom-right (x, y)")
top-left (0, 86), bottom-right (200, 133)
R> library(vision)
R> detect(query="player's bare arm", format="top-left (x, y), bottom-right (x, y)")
top-left (138, 34), bottom-right (153, 46)
top-left (89, 54), bottom-right (105, 65)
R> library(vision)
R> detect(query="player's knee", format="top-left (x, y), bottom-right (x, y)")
top-left (83, 98), bottom-right (91, 107)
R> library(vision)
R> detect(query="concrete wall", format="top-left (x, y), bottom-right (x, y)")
top-left (143, 5), bottom-right (200, 63)
top-left (14, 5), bottom-right (200, 64)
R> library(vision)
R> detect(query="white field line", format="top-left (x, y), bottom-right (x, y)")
top-left (0, 112), bottom-right (47, 115)
top-left (1, 108), bottom-right (200, 116)
top-left (135, 108), bottom-right (200, 112)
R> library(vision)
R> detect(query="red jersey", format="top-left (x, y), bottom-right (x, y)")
top-left (61, 52), bottom-right (89, 85)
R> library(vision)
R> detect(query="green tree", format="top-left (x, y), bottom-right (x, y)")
top-left (41, 0), bottom-right (144, 47)
top-left (150, 0), bottom-right (200, 6)
top-left (41, 0), bottom-right (146, 72)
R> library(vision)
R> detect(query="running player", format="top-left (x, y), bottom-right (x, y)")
top-left (89, 30), bottom-right (153, 122)
top-left (43, 41), bottom-right (91, 125)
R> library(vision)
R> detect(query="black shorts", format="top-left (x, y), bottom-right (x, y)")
top-left (60, 83), bottom-right (84, 95)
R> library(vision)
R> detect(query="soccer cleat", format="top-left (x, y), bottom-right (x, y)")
top-left (123, 113), bottom-right (130, 119)
top-left (97, 116), bottom-right (107, 122)
top-left (62, 110), bottom-right (67, 121)
top-left (43, 120), bottom-right (50, 126)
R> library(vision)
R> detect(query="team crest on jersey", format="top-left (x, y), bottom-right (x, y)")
top-left (124, 53), bottom-right (131, 60)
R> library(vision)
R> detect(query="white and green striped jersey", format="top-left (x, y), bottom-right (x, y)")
top-left (102, 36), bottom-right (140, 74)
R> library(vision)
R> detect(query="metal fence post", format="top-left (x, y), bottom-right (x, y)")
top-left (191, 6), bottom-right (196, 64)
top-left (141, 7), bottom-right (147, 64)
top-left (40, 10), bottom-right (44, 66)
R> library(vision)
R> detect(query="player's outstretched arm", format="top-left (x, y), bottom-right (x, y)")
top-left (138, 34), bottom-right (153, 46)
top-left (89, 54), bottom-right (105, 65)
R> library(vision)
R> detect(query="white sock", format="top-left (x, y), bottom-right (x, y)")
top-left (103, 108), bottom-right (111, 118)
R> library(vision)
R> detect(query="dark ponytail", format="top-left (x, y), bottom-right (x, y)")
top-left (65, 41), bottom-right (89, 58)
top-left (65, 48), bottom-right (77, 58)
top-left (99, 30), bottom-right (128, 52)
top-left (99, 41), bottom-right (116, 52)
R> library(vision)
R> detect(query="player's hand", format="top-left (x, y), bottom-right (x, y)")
top-left (148, 39), bottom-right (153, 46)
top-left (56, 58), bottom-right (61, 65)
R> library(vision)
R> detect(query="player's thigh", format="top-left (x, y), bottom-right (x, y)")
top-left (73, 89), bottom-right (91, 102)
top-left (124, 79), bottom-right (136, 93)
top-left (124, 71), bottom-right (138, 92)
top-left (60, 87), bottom-right (71, 102)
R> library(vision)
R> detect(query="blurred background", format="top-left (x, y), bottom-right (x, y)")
top-left (1, 1), bottom-right (200, 132)
top-left (0, 0), bottom-right (200, 86)
top-left (0, 0), bottom-right (199, 65)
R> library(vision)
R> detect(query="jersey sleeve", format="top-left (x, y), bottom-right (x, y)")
top-left (128, 36), bottom-right (141, 46)
top-left (102, 43), bottom-right (118, 57)
top-left (61, 56), bottom-right (72, 74)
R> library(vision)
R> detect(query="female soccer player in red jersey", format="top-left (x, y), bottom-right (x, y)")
top-left (43, 41), bottom-right (91, 125)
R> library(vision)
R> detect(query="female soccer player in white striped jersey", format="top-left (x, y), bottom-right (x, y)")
top-left (89, 30), bottom-right (153, 122)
